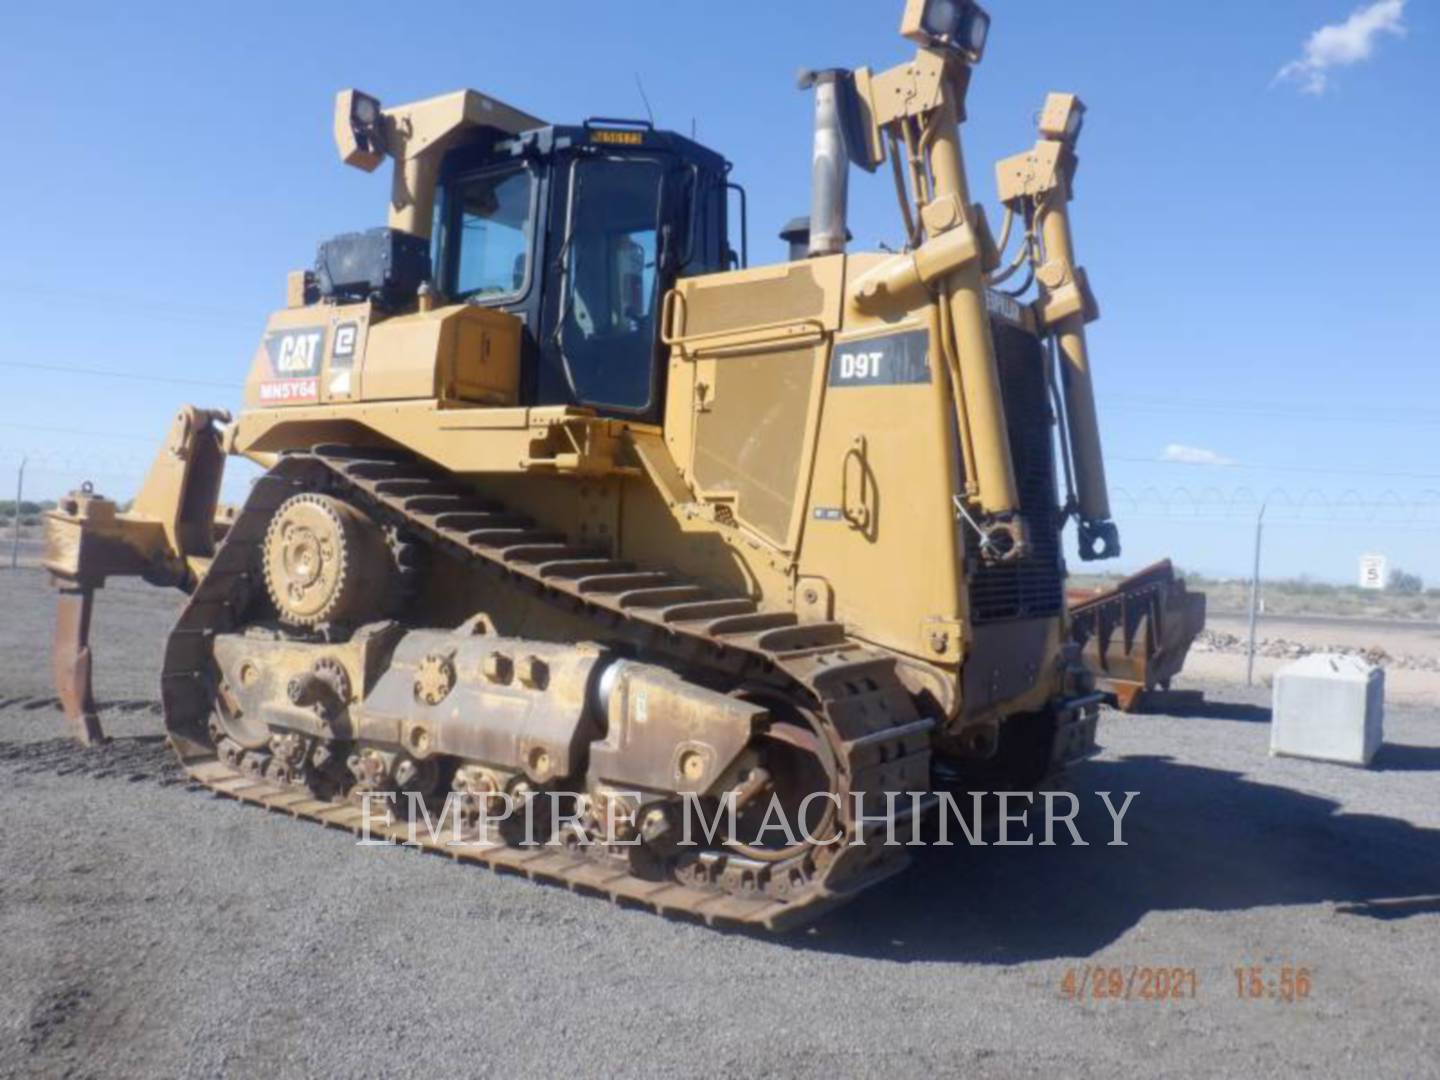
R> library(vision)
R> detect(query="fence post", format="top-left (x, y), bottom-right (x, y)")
top-left (1245, 502), bottom-right (1267, 687)
top-left (10, 457), bottom-right (25, 570)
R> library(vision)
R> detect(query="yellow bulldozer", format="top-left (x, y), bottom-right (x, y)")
top-left (45, 0), bottom-right (1128, 929)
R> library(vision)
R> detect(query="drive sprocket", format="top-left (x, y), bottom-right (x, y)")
top-left (262, 492), bottom-right (393, 627)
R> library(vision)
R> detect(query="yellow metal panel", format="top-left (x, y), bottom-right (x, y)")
top-left (662, 256), bottom-right (845, 553)
top-left (232, 403), bottom-right (628, 479)
top-left (447, 307), bottom-right (521, 405)
top-left (673, 256), bottom-right (845, 340)
top-left (799, 312), bottom-right (966, 666)
top-left (360, 311), bottom-right (445, 400)
top-left (358, 304), bottom-right (520, 405)
top-left (691, 343), bottom-right (824, 551)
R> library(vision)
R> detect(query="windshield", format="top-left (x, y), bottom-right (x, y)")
top-left (558, 156), bottom-right (666, 412)
top-left (449, 164), bottom-right (535, 300)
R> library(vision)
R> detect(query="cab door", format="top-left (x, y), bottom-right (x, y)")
top-left (537, 150), bottom-right (724, 422)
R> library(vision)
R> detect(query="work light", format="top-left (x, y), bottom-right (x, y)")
top-left (352, 92), bottom-right (381, 129)
top-left (1038, 93), bottom-right (1086, 144)
top-left (334, 89), bottom-right (387, 171)
top-left (904, 0), bottom-right (992, 61)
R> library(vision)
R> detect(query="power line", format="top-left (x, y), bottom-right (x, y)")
top-left (1, 422), bottom-right (159, 442)
top-left (1105, 396), bottom-right (1440, 427)
top-left (0, 359), bottom-right (237, 390)
top-left (1115, 456), bottom-right (1440, 482)
top-left (0, 280), bottom-right (257, 321)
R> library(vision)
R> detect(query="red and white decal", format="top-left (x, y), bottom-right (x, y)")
top-left (258, 377), bottom-right (319, 403)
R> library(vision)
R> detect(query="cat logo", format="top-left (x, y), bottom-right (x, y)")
top-left (333, 323), bottom-right (358, 359)
top-left (260, 324), bottom-right (327, 405)
top-left (266, 326), bottom-right (326, 377)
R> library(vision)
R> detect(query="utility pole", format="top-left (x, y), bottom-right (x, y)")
top-left (1246, 501), bottom-right (1267, 687)
top-left (10, 457), bottom-right (26, 570)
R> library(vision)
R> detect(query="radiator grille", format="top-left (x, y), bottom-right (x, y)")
top-left (965, 320), bottom-right (1066, 624)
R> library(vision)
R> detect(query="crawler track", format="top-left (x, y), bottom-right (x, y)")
top-left (160, 447), bottom-right (933, 930)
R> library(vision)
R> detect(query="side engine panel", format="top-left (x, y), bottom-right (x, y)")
top-left (244, 302), bottom-right (523, 410)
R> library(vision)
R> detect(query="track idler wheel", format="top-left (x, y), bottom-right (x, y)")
top-left (262, 492), bottom-right (394, 627)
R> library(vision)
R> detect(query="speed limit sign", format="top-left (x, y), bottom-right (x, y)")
top-left (1359, 554), bottom-right (1387, 591)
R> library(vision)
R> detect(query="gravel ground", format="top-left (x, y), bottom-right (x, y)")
top-left (1, 568), bottom-right (1437, 1079)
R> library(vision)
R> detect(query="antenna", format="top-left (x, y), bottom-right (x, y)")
top-left (634, 73), bottom-right (656, 127)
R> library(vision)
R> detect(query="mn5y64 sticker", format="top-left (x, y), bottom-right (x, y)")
top-left (259, 325), bottom-right (326, 403)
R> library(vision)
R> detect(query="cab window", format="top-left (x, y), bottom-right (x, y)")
top-left (449, 164), bottom-right (535, 300)
top-left (558, 157), bottom-right (666, 412)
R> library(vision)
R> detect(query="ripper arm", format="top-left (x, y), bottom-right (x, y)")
top-left (43, 406), bottom-right (231, 743)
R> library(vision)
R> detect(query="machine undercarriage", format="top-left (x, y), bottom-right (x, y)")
top-left (164, 449), bottom-right (949, 928)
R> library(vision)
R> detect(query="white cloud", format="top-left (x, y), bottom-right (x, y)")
top-left (1161, 444), bottom-right (1238, 467)
top-left (1276, 0), bottom-right (1407, 95)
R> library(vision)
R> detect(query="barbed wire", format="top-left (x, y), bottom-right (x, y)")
top-left (1110, 485), bottom-right (1440, 526)
top-left (0, 280), bottom-right (258, 325)
top-left (1113, 455), bottom-right (1440, 483)
top-left (1114, 518), bottom-right (1440, 535)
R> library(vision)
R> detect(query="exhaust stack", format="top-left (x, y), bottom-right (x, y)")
top-left (800, 69), bottom-right (853, 258)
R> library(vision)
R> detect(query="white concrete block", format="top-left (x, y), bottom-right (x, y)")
top-left (1271, 654), bottom-right (1385, 767)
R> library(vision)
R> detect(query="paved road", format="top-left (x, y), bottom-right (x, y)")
top-left (2, 570), bottom-right (1437, 1078)
top-left (3, 539), bottom-right (45, 569)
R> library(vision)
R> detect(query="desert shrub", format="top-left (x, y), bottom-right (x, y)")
top-left (1390, 569), bottom-right (1424, 596)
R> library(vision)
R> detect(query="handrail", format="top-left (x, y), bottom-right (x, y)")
top-left (661, 301), bottom-right (828, 358)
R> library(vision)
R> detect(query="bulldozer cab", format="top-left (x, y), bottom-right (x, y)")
top-left (432, 122), bottom-right (734, 422)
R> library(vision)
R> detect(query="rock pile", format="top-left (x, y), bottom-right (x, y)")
top-left (1192, 630), bottom-right (1440, 673)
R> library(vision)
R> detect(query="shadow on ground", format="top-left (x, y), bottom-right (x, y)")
top-left (0, 696), bottom-right (162, 715)
top-left (1140, 690), bottom-right (1272, 724)
top-left (10, 703), bottom-right (1438, 966)
top-left (789, 752), bottom-right (1440, 963)
top-left (1372, 743), bottom-right (1440, 773)
top-left (1335, 896), bottom-right (1440, 920)
top-left (0, 734), bottom-right (181, 784)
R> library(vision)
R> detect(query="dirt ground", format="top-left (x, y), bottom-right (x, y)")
top-left (1, 568), bottom-right (1437, 1078)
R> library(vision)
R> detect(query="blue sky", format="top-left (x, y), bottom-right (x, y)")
top-left (1, 1), bottom-right (1435, 584)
